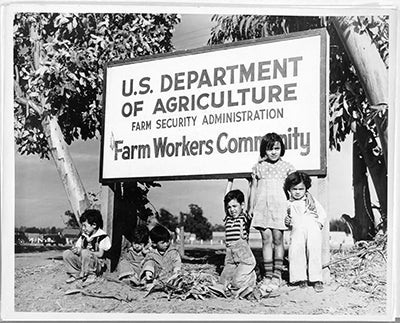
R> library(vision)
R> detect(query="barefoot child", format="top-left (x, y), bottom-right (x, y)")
top-left (118, 224), bottom-right (150, 284)
top-left (220, 189), bottom-right (256, 291)
top-left (141, 224), bottom-right (181, 283)
top-left (249, 132), bottom-right (295, 291)
top-left (283, 171), bottom-right (326, 292)
top-left (63, 209), bottom-right (111, 283)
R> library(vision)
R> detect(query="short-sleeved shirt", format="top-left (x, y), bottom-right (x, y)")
top-left (75, 228), bottom-right (111, 254)
top-left (252, 159), bottom-right (295, 230)
top-left (225, 212), bottom-right (252, 246)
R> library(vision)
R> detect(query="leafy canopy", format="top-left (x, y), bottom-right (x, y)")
top-left (181, 204), bottom-right (213, 241)
top-left (208, 15), bottom-right (388, 152)
top-left (157, 208), bottom-right (179, 233)
top-left (14, 13), bottom-right (181, 158)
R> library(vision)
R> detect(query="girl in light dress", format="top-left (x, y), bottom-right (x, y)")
top-left (249, 132), bottom-right (295, 292)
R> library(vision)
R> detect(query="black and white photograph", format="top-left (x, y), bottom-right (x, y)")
top-left (1, 0), bottom-right (399, 320)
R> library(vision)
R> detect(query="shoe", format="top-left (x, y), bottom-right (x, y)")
top-left (84, 274), bottom-right (97, 284)
top-left (299, 281), bottom-right (307, 288)
top-left (258, 277), bottom-right (272, 292)
top-left (66, 276), bottom-right (77, 284)
top-left (314, 281), bottom-right (324, 293)
top-left (268, 277), bottom-right (281, 291)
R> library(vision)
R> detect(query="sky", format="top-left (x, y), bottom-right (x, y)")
top-left (14, 13), bottom-right (358, 228)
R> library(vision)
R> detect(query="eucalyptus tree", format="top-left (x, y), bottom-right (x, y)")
top-left (208, 15), bottom-right (388, 240)
top-left (14, 13), bottom-right (181, 225)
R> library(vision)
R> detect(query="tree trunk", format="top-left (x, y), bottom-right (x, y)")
top-left (331, 16), bottom-right (388, 165)
top-left (42, 116), bottom-right (90, 226)
top-left (332, 17), bottom-right (388, 237)
top-left (354, 124), bottom-right (387, 227)
top-left (342, 142), bottom-right (375, 241)
top-left (105, 182), bottom-right (141, 271)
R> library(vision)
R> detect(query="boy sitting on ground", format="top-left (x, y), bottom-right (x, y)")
top-left (118, 224), bottom-right (150, 285)
top-left (63, 209), bottom-right (111, 284)
top-left (141, 224), bottom-right (182, 283)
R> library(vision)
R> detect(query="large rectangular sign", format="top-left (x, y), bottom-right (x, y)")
top-left (100, 28), bottom-right (328, 182)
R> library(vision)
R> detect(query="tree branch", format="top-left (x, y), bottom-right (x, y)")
top-left (14, 90), bottom-right (43, 115)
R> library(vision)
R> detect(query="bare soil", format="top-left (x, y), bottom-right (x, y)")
top-left (14, 245), bottom-right (387, 316)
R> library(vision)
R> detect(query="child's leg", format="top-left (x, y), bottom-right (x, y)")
top-left (289, 227), bottom-right (307, 283)
top-left (220, 247), bottom-right (236, 288)
top-left (141, 259), bottom-right (156, 281)
top-left (272, 229), bottom-right (284, 282)
top-left (259, 228), bottom-right (273, 280)
top-left (118, 259), bottom-right (136, 278)
top-left (63, 249), bottom-right (82, 277)
top-left (307, 222), bottom-right (323, 283)
top-left (81, 249), bottom-right (100, 277)
top-left (232, 241), bottom-right (257, 289)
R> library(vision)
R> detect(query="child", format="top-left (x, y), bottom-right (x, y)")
top-left (249, 132), bottom-right (295, 291)
top-left (220, 189), bottom-right (256, 291)
top-left (141, 224), bottom-right (181, 282)
top-left (283, 171), bottom-right (326, 292)
top-left (63, 209), bottom-right (111, 283)
top-left (118, 224), bottom-right (150, 284)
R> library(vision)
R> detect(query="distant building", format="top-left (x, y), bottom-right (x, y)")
top-left (62, 228), bottom-right (80, 245)
top-left (25, 232), bottom-right (43, 244)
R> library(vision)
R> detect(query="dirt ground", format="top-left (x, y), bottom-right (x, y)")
top-left (14, 244), bottom-right (387, 316)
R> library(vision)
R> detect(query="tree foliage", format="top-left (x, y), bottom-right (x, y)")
top-left (181, 204), bottom-right (212, 240)
top-left (156, 208), bottom-right (179, 232)
top-left (211, 224), bottom-right (225, 232)
top-left (14, 12), bottom-right (181, 158)
top-left (16, 226), bottom-right (64, 234)
top-left (208, 15), bottom-right (388, 153)
top-left (208, 15), bottom-right (388, 234)
top-left (63, 210), bottom-right (79, 228)
top-left (13, 13), bottom-right (180, 226)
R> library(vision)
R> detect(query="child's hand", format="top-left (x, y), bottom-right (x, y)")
top-left (284, 215), bottom-right (292, 228)
top-left (144, 270), bottom-right (153, 283)
top-left (71, 246), bottom-right (81, 255)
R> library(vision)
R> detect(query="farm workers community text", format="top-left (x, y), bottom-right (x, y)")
top-left (111, 55), bottom-right (312, 160)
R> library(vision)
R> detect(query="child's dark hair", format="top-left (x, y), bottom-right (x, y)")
top-left (259, 132), bottom-right (285, 158)
top-left (224, 189), bottom-right (245, 207)
top-left (149, 224), bottom-right (171, 243)
top-left (284, 171), bottom-right (312, 194)
top-left (132, 224), bottom-right (150, 245)
top-left (79, 209), bottom-right (103, 229)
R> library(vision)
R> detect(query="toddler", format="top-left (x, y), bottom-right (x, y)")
top-left (63, 209), bottom-right (111, 284)
top-left (118, 224), bottom-right (150, 284)
top-left (141, 224), bottom-right (181, 282)
top-left (283, 171), bottom-right (326, 292)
